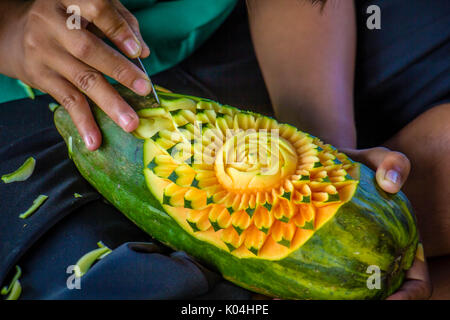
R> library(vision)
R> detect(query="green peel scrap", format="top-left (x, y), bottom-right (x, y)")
top-left (1, 266), bottom-right (22, 300)
top-left (1, 157), bottom-right (36, 184)
top-left (17, 80), bottom-right (35, 100)
top-left (74, 241), bottom-right (112, 278)
top-left (48, 103), bottom-right (60, 112)
top-left (4, 280), bottom-right (22, 300)
top-left (68, 136), bottom-right (73, 159)
top-left (19, 195), bottom-right (48, 219)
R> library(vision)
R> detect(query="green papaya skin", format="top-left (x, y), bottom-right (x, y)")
top-left (54, 84), bottom-right (418, 299)
top-left (1, 157), bottom-right (36, 184)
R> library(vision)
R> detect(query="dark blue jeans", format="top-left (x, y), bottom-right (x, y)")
top-left (1, 0), bottom-right (449, 299)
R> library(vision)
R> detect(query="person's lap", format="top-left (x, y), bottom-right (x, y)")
top-left (1, 0), bottom-right (448, 299)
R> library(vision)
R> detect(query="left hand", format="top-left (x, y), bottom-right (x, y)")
top-left (342, 147), bottom-right (432, 300)
top-left (386, 244), bottom-right (431, 300)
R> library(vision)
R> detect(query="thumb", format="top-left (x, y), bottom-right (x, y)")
top-left (341, 147), bottom-right (411, 194)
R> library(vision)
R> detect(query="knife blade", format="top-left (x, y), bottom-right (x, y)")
top-left (133, 57), bottom-right (160, 105)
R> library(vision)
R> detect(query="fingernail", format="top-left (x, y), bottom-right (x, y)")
top-left (385, 170), bottom-right (400, 184)
top-left (119, 113), bottom-right (134, 129)
top-left (85, 135), bottom-right (94, 146)
top-left (84, 135), bottom-right (95, 150)
top-left (124, 38), bottom-right (140, 56)
top-left (133, 78), bottom-right (151, 95)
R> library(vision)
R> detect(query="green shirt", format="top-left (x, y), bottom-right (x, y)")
top-left (0, 0), bottom-right (237, 104)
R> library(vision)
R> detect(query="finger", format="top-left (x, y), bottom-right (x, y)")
top-left (61, 0), bottom-right (142, 58)
top-left (39, 72), bottom-right (102, 151)
top-left (86, 23), bottom-right (106, 38)
top-left (386, 244), bottom-right (432, 300)
top-left (113, 0), bottom-right (150, 58)
top-left (342, 147), bottom-right (411, 194)
top-left (55, 24), bottom-right (151, 96)
top-left (47, 49), bottom-right (139, 133)
top-left (386, 279), bottom-right (431, 300)
top-left (374, 150), bottom-right (411, 193)
top-left (404, 245), bottom-right (432, 292)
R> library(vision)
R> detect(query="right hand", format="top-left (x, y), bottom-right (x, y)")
top-left (1, 0), bottom-right (152, 150)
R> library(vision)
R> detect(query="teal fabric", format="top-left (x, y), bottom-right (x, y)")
top-left (0, 0), bottom-right (237, 104)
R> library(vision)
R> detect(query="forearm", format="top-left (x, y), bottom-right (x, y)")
top-left (247, 0), bottom-right (357, 148)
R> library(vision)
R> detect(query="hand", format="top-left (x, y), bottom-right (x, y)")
top-left (386, 244), bottom-right (432, 300)
top-left (342, 147), bottom-right (432, 300)
top-left (0, 0), bottom-right (151, 150)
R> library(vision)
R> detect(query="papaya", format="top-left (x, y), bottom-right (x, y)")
top-left (54, 84), bottom-right (418, 299)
